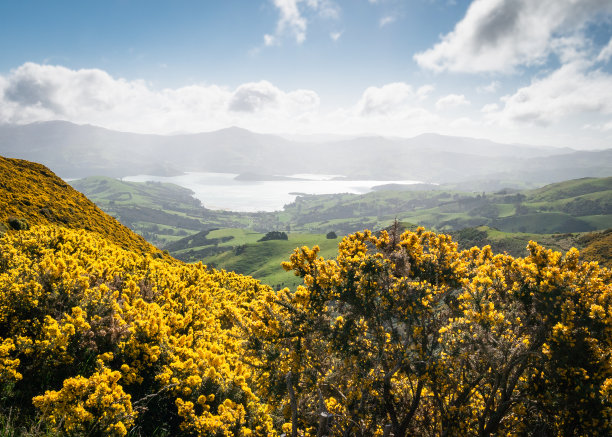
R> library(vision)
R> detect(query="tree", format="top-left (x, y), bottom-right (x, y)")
top-left (258, 231), bottom-right (288, 242)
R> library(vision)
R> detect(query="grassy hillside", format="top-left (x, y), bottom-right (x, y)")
top-left (166, 228), bottom-right (340, 288)
top-left (70, 175), bottom-right (612, 284)
top-left (527, 177), bottom-right (612, 202)
top-left (579, 229), bottom-right (612, 268)
top-left (0, 157), bottom-right (159, 255)
top-left (73, 175), bottom-right (612, 243)
top-left (451, 226), bottom-right (591, 257)
top-left (70, 176), bottom-right (264, 247)
top-left (70, 176), bottom-right (203, 211)
top-left (279, 176), bottom-right (612, 234)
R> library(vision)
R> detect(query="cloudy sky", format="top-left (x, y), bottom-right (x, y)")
top-left (1, 0), bottom-right (612, 148)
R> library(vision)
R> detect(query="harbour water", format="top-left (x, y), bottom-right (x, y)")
top-left (123, 172), bottom-right (422, 212)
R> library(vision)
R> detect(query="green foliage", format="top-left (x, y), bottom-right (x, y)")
top-left (7, 217), bottom-right (29, 231)
top-left (258, 231), bottom-right (288, 242)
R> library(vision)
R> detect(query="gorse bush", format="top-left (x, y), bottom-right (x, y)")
top-left (0, 156), bottom-right (157, 255)
top-left (242, 227), bottom-right (612, 436)
top-left (0, 225), bottom-right (610, 436)
top-left (0, 226), bottom-right (275, 436)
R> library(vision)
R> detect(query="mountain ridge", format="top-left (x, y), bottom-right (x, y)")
top-left (0, 121), bottom-right (610, 186)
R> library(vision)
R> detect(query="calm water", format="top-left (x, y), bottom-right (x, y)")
top-left (123, 172), bottom-right (422, 212)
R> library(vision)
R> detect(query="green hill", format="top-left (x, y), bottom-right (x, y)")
top-left (167, 228), bottom-right (340, 288)
top-left (579, 229), bottom-right (612, 268)
top-left (527, 176), bottom-right (612, 202)
top-left (70, 175), bottom-right (612, 283)
top-left (70, 176), bottom-right (263, 247)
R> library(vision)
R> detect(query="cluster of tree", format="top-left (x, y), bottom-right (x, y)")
top-left (258, 231), bottom-right (289, 242)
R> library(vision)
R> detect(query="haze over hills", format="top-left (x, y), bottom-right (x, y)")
top-left (1, 121), bottom-right (611, 186)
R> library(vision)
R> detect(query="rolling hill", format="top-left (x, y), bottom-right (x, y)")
top-left (71, 174), bottom-right (612, 286)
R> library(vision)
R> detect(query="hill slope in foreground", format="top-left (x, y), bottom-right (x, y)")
top-left (0, 156), bottom-right (158, 255)
top-left (0, 156), bottom-right (279, 434)
top-left (0, 156), bottom-right (611, 436)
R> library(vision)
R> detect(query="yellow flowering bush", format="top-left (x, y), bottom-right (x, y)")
top-left (32, 364), bottom-right (134, 436)
top-left (0, 225), bottom-right (275, 436)
top-left (0, 338), bottom-right (21, 383)
top-left (242, 226), bottom-right (612, 436)
top-left (1, 221), bottom-right (610, 436)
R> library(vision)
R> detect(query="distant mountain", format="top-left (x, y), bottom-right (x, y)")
top-left (0, 121), bottom-right (610, 185)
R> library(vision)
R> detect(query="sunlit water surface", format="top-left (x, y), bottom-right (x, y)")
top-left (123, 172), bottom-right (422, 212)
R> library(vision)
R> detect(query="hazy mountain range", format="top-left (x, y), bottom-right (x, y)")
top-left (1, 121), bottom-right (610, 187)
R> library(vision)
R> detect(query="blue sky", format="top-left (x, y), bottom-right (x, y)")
top-left (1, 0), bottom-right (612, 148)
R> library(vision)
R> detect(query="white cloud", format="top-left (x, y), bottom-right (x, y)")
top-left (324, 82), bottom-right (443, 136)
top-left (229, 82), bottom-right (281, 112)
top-left (0, 63), bottom-right (320, 134)
top-left (435, 94), bottom-right (470, 110)
top-left (416, 84), bottom-right (435, 100)
top-left (487, 60), bottom-right (612, 126)
top-left (264, 0), bottom-right (340, 46)
top-left (356, 82), bottom-right (418, 116)
top-left (310, 0), bottom-right (340, 19)
top-left (477, 81), bottom-right (500, 94)
top-left (264, 34), bottom-right (277, 46)
top-left (414, 0), bottom-right (612, 73)
top-left (0, 64), bottom-right (443, 138)
top-left (379, 15), bottom-right (395, 27)
top-left (269, 0), bottom-right (308, 44)
top-left (330, 31), bottom-right (342, 41)
top-left (481, 103), bottom-right (499, 113)
top-left (597, 37), bottom-right (612, 63)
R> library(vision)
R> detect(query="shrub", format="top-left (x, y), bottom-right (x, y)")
top-left (0, 226), bottom-right (275, 436)
top-left (242, 227), bottom-right (612, 436)
top-left (7, 217), bottom-right (29, 231)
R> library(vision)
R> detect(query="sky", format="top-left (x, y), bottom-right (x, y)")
top-left (1, 0), bottom-right (612, 148)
